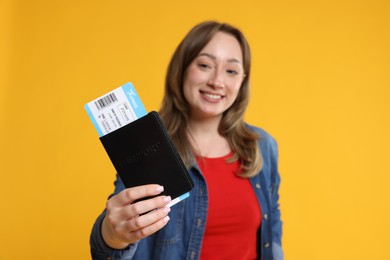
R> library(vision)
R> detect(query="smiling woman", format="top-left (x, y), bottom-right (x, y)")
top-left (183, 32), bottom-right (245, 121)
top-left (90, 21), bottom-right (283, 260)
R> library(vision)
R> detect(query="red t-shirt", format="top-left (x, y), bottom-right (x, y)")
top-left (197, 153), bottom-right (262, 260)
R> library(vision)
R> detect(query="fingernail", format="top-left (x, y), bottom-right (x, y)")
top-left (162, 207), bottom-right (171, 214)
top-left (163, 196), bottom-right (172, 203)
top-left (156, 186), bottom-right (164, 193)
top-left (163, 216), bottom-right (170, 223)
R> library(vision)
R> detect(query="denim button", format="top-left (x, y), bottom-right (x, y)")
top-left (197, 218), bottom-right (202, 228)
top-left (264, 214), bottom-right (268, 220)
top-left (255, 183), bottom-right (261, 189)
top-left (264, 243), bottom-right (270, 248)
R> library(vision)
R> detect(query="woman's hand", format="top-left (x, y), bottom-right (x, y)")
top-left (101, 184), bottom-right (172, 249)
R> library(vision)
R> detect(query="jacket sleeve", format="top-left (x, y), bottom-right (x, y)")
top-left (90, 175), bottom-right (139, 260)
top-left (269, 137), bottom-right (284, 260)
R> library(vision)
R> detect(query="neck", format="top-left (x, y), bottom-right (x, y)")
top-left (186, 116), bottom-right (231, 158)
top-left (186, 116), bottom-right (221, 138)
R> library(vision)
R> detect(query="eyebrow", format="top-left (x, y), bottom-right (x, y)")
top-left (198, 53), bottom-right (242, 64)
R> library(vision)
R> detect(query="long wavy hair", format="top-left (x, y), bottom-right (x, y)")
top-left (159, 21), bottom-right (262, 178)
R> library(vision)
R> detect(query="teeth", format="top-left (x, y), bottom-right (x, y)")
top-left (204, 93), bottom-right (222, 99)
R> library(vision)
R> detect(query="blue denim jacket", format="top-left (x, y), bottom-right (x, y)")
top-left (90, 125), bottom-right (283, 260)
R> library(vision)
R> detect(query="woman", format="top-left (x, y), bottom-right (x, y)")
top-left (90, 21), bottom-right (283, 260)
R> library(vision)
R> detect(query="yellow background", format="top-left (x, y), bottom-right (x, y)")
top-left (1, 0), bottom-right (389, 259)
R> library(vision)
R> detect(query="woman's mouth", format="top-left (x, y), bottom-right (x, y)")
top-left (200, 91), bottom-right (224, 100)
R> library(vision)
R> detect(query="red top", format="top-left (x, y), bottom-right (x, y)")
top-left (197, 152), bottom-right (262, 260)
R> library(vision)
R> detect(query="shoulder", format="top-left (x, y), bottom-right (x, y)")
top-left (245, 124), bottom-right (280, 182)
top-left (245, 123), bottom-right (278, 153)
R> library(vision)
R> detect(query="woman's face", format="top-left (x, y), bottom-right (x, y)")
top-left (183, 31), bottom-right (245, 121)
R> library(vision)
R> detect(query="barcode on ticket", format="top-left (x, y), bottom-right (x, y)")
top-left (95, 93), bottom-right (118, 110)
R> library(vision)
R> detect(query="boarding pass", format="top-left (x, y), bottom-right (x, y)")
top-left (84, 82), bottom-right (147, 137)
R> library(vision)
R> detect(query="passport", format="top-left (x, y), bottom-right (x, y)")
top-left (99, 111), bottom-right (194, 206)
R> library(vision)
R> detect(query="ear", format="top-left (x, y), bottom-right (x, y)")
top-left (240, 74), bottom-right (246, 85)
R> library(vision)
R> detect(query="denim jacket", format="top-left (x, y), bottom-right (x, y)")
top-left (90, 125), bottom-right (283, 260)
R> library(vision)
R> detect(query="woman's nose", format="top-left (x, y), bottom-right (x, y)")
top-left (208, 70), bottom-right (225, 89)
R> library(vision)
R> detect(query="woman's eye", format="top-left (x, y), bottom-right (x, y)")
top-left (227, 69), bottom-right (238, 75)
top-left (198, 63), bottom-right (210, 69)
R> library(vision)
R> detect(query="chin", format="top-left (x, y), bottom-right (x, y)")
top-left (201, 111), bottom-right (223, 119)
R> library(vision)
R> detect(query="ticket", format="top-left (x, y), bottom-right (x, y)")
top-left (84, 82), bottom-right (147, 137)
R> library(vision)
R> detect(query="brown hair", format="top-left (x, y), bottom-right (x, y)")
top-left (159, 21), bottom-right (262, 178)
